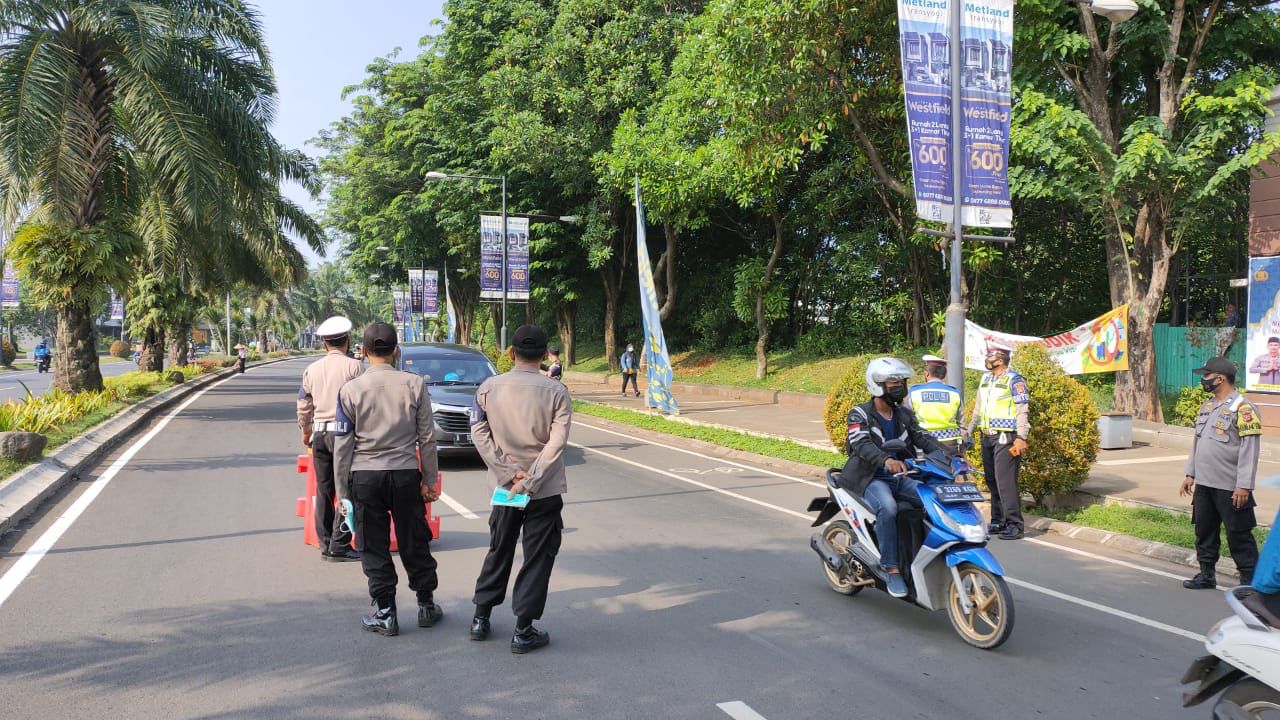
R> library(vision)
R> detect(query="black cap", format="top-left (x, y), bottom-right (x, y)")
top-left (1269, 336), bottom-right (1280, 345)
top-left (1192, 357), bottom-right (1236, 376)
top-left (512, 324), bottom-right (548, 353)
top-left (362, 322), bottom-right (398, 353)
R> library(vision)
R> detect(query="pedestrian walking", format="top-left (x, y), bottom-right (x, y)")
top-left (236, 344), bottom-right (247, 373)
top-left (904, 354), bottom-right (964, 458)
top-left (333, 322), bottom-right (443, 636)
top-left (966, 342), bottom-right (1030, 540)
top-left (469, 324), bottom-right (572, 654)
top-left (1180, 357), bottom-right (1261, 589)
top-left (296, 316), bottom-right (364, 562)
top-left (620, 343), bottom-right (640, 397)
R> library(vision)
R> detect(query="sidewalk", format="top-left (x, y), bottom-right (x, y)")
top-left (565, 374), bottom-right (1280, 524)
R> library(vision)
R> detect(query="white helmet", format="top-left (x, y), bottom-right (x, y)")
top-left (865, 357), bottom-right (913, 397)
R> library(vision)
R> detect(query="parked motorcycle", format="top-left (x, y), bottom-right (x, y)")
top-left (808, 439), bottom-right (1014, 649)
top-left (1181, 586), bottom-right (1280, 718)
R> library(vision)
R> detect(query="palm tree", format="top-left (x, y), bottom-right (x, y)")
top-left (0, 1), bottom-right (294, 391)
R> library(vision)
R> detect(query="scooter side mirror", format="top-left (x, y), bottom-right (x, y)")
top-left (881, 439), bottom-right (909, 454)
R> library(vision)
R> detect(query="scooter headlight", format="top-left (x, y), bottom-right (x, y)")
top-left (935, 505), bottom-right (987, 543)
top-left (1208, 619), bottom-right (1226, 646)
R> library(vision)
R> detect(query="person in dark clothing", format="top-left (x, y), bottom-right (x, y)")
top-left (842, 357), bottom-right (947, 598)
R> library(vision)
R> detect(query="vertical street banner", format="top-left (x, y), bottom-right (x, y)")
top-left (110, 291), bottom-right (124, 321)
top-left (897, 0), bottom-right (1012, 228)
top-left (444, 264), bottom-right (458, 343)
top-left (1246, 256), bottom-right (1280, 393)
top-left (634, 179), bottom-right (679, 415)
top-left (480, 215), bottom-right (503, 300)
top-left (505, 216), bottom-right (530, 302)
top-left (1, 261), bottom-right (18, 308)
top-left (423, 269), bottom-right (439, 315)
top-left (408, 270), bottom-right (425, 314)
top-left (392, 290), bottom-right (408, 325)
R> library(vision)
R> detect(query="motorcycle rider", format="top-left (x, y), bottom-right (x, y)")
top-left (843, 357), bottom-right (948, 598)
top-left (33, 338), bottom-right (50, 371)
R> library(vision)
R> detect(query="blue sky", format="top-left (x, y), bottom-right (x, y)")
top-left (259, 0), bottom-right (447, 265)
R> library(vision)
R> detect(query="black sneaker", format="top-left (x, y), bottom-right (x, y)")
top-left (324, 549), bottom-right (362, 563)
top-left (511, 625), bottom-right (550, 654)
top-left (1183, 571), bottom-right (1217, 590)
top-left (999, 525), bottom-right (1024, 540)
top-left (362, 606), bottom-right (398, 636)
top-left (470, 617), bottom-right (490, 641)
top-left (418, 601), bottom-right (443, 628)
top-left (987, 522), bottom-right (1005, 534)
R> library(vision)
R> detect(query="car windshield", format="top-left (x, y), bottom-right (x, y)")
top-left (401, 354), bottom-right (495, 385)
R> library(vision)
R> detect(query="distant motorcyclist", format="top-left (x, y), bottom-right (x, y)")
top-left (33, 339), bottom-right (50, 371)
top-left (842, 357), bottom-right (947, 598)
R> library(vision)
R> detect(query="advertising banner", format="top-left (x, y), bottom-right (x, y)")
top-left (963, 305), bottom-right (1130, 375)
top-left (897, 0), bottom-right (1013, 228)
top-left (423, 270), bottom-right (439, 315)
top-left (1246, 256), bottom-right (1280, 393)
top-left (1, 261), bottom-right (18, 308)
top-left (110, 291), bottom-right (124, 321)
top-left (479, 215), bottom-right (530, 301)
top-left (408, 270), bottom-right (424, 315)
top-left (392, 290), bottom-right (408, 325)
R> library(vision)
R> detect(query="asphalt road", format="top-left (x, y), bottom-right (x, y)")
top-left (0, 359), bottom-right (137, 403)
top-left (0, 359), bottom-right (1237, 719)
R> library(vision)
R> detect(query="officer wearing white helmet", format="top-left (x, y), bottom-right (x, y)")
top-left (296, 315), bottom-right (365, 561)
top-left (903, 354), bottom-right (965, 457)
top-left (842, 357), bottom-right (947, 598)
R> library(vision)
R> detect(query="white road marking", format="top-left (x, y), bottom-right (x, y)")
top-left (1096, 455), bottom-right (1186, 466)
top-left (577, 421), bottom-right (825, 488)
top-left (717, 701), bottom-right (770, 720)
top-left (576, 432), bottom-right (1207, 644)
top-left (1005, 577), bottom-right (1204, 642)
top-left (0, 372), bottom-right (242, 610)
top-left (670, 467), bottom-right (745, 476)
top-left (437, 492), bottom-right (479, 520)
top-left (569, 442), bottom-right (812, 521)
top-left (1025, 537), bottom-right (1189, 581)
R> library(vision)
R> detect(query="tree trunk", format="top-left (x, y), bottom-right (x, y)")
top-left (489, 304), bottom-right (502, 348)
top-left (755, 211), bottom-right (787, 380)
top-left (554, 301), bottom-right (578, 366)
top-left (140, 326), bottom-right (165, 373)
top-left (55, 302), bottom-right (104, 393)
top-left (1111, 208), bottom-right (1172, 423)
top-left (167, 319), bottom-right (191, 367)
top-left (602, 267), bottom-right (620, 372)
top-left (658, 223), bottom-right (678, 321)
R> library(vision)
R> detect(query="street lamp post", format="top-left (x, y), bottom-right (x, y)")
top-left (940, 0), bottom-right (1137, 394)
top-left (426, 171), bottom-right (510, 350)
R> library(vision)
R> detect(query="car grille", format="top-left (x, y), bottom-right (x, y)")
top-left (434, 410), bottom-right (470, 434)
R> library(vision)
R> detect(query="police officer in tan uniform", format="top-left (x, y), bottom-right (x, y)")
top-left (333, 322), bottom-right (442, 636)
top-left (1180, 357), bottom-right (1262, 589)
top-left (297, 316), bottom-right (364, 562)
top-left (469, 324), bottom-right (572, 654)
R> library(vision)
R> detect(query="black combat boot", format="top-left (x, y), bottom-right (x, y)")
top-left (362, 603), bottom-right (399, 636)
top-left (511, 623), bottom-right (550, 654)
top-left (1183, 566), bottom-right (1217, 590)
top-left (418, 600), bottom-right (443, 628)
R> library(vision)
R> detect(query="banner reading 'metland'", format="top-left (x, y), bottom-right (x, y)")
top-left (897, 0), bottom-right (1012, 228)
top-left (423, 270), bottom-right (438, 315)
top-left (963, 306), bottom-right (1130, 375)
top-left (1, 262), bottom-right (18, 308)
top-left (479, 215), bottom-right (531, 302)
top-left (392, 290), bottom-right (408, 325)
top-left (408, 270), bottom-right (425, 314)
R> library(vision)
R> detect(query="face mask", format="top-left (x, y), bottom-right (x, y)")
top-left (627, 346), bottom-right (634, 352)
top-left (884, 385), bottom-right (908, 405)
top-left (984, 358), bottom-right (999, 371)
top-left (1201, 376), bottom-right (1220, 393)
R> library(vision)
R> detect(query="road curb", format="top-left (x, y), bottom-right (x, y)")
top-left (0, 356), bottom-right (302, 537)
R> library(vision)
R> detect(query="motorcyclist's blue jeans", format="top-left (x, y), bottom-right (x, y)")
top-left (864, 475), bottom-right (922, 571)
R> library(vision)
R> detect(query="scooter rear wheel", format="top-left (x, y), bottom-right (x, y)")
top-left (820, 521), bottom-right (865, 596)
top-left (946, 562), bottom-right (1014, 649)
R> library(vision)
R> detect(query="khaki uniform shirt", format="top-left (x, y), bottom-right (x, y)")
top-left (296, 350), bottom-right (364, 431)
top-left (1185, 391), bottom-right (1262, 492)
top-left (470, 364), bottom-right (572, 499)
top-left (332, 365), bottom-right (438, 500)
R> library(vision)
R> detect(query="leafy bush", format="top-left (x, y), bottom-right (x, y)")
top-left (822, 354), bottom-right (892, 449)
top-left (108, 340), bottom-right (131, 359)
top-left (965, 344), bottom-right (1100, 505)
top-left (267, 350), bottom-right (289, 358)
top-left (0, 388), bottom-right (118, 434)
top-left (0, 338), bottom-right (16, 366)
top-left (1171, 386), bottom-right (1212, 427)
top-left (481, 344), bottom-right (515, 373)
top-left (193, 358), bottom-right (223, 373)
top-left (105, 371), bottom-right (165, 399)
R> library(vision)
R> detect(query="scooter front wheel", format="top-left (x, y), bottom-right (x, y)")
top-left (820, 521), bottom-right (864, 596)
top-left (946, 562), bottom-right (1014, 649)
top-left (1216, 678), bottom-right (1280, 718)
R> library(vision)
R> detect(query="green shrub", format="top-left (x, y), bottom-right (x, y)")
top-left (0, 388), bottom-right (119, 434)
top-left (1171, 386), bottom-right (1212, 427)
top-left (267, 350), bottom-right (289, 358)
top-left (0, 338), bottom-right (16, 366)
top-left (106, 371), bottom-right (165, 399)
top-left (822, 354), bottom-right (899, 449)
top-left (965, 344), bottom-right (1100, 505)
top-left (108, 340), bottom-right (131, 359)
top-left (482, 344), bottom-right (514, 373)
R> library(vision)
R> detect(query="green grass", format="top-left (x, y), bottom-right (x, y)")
top-left (573, 399), bottom-right (846, 468)
top-left (1036, 503), bottom-right (1269, 556)
top-left (0, 399), bottom-right (131, 479)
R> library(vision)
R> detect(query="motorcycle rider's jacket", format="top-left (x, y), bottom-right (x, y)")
top-left (842, 399), bottom-right (946, 496)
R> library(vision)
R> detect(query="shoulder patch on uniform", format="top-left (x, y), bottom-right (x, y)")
top-left (1011, 378), bottom-right (1029, 404)
top-left (297, 385), bottom-right (308, 400)
top-left (1238, 402), bottom-right (1263, 437)
top-left (469, 393), bottom-right (487, 426)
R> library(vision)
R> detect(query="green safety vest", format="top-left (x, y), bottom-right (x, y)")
top-left (908, 382), bottom-right (962, 443)
top-left (976, 371), bottom-right (1027, 433)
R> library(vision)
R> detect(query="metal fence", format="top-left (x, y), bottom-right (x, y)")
top-left (1153, 323), bottom-right (1245, 395)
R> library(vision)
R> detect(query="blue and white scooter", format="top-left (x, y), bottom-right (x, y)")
top-left (808, 439), bottom-right (1015, 649)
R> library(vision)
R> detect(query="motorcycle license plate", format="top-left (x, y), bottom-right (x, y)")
top-left (936, 482), bottom-right (985, 503)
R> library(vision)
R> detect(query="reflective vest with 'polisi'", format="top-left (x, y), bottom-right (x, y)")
top-left (908, 381), bottom-right (962, 443)
top-left (976, 371), bottom-right (1026, 433)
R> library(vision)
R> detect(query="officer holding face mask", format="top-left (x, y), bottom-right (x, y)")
top-left (1180, 357), bottom-right (1261, 590)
